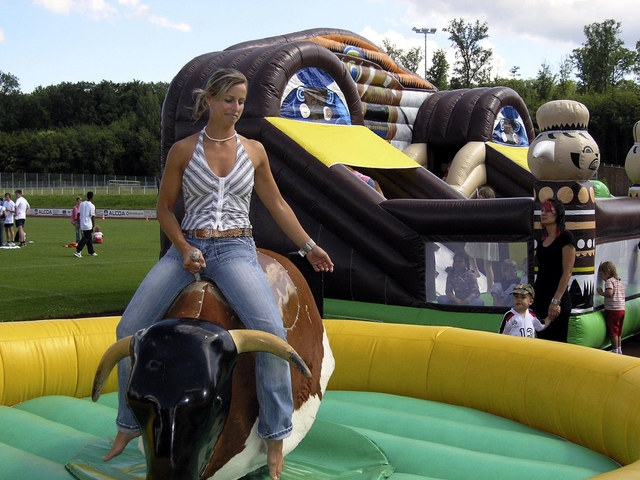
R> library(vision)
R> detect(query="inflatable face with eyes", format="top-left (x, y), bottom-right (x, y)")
top-left (625, 120), bottom-right (640, 185)
top-left (528, 100), bottom-right (600, 181)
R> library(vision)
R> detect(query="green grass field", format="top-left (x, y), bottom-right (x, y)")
top-left (2, 216), bottom-right (160, 322)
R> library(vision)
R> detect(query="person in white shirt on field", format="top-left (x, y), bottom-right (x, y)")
top-left (74, 191), bottom-right (97, 258)
top-left (3, 193), bottom-right (15, 245)
top-left (14, 189), bottom-right (30, 247)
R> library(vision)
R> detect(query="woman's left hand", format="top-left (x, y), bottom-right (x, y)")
top-left (307, 246), bottom-right (334, 273)
top-left (547, 303), bottom-right (561, 321)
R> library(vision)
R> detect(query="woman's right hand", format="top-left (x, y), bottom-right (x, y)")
top-left (183, 247), bottom-right (206, 274)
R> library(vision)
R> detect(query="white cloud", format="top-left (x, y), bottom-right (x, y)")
top-left (33, 0), bottom-right (74, 15)
top-left (116, 0), bottom-right (190, 31)
top-left (118, 0), bottom-right (149, 16)
top-left (364, 0), bottom-right (638, 80)
top-left (33, 0), bottom-right (116, 18)
top-left (0, 28), bottom-right (4, 43)
top-left (33, 0), bottom-right (191, 31)
top-left (118, 0), bottom-right (191, 32)
top-left (148, 15), bottom-right (191, 32)
top-left (400, 0), bottom-right (639, 48)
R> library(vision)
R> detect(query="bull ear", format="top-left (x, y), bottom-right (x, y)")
top-left (92, 336), bottom-right (132, 401)
top-left (229, 330), bottom-right (311, 378)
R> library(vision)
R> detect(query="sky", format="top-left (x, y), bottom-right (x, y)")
top-left (1, 0), bottom-right (639, 93)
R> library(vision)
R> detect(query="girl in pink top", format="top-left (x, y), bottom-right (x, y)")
top-left (597, 261), bottom-right (626, 354)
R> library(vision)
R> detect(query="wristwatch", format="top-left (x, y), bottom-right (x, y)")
top-left (298, 239), bottom-right (316, 257)
top-left (550, 298), bottom-right (560, 306)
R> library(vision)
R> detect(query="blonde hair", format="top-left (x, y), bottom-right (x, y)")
top-left (477, 185), bottom-right (496, 199)
top-left (598, 261), bottom-right (620, 281)
top-left (193, 68), bottom-right (248, 121)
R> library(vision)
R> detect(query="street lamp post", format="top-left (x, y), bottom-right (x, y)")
top-left (412, 27), bottom-right (437, 79)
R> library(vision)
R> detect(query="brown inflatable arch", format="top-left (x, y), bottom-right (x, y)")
top-left (412, 87), bottom-right (535, 175)
top-left (161, 39), bottom-right (364, 170)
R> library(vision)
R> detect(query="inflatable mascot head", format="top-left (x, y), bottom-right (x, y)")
top-left (528, 100), bottom-right (600, 181)
top-left (624, 120), bottom-right (640, 187)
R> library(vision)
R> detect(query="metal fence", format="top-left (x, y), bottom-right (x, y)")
top-left (0, 173), bottom-right (158, 195)
top-left (1, 167), bottom-right (631, 197)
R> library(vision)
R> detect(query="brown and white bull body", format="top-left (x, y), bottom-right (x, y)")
top-left (93, 249), bottom-right (334, 479)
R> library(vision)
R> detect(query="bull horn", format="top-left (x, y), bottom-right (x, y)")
top-left (229, 330), bottom-right (312, 378)
top-left (92, 336), bottom-right (132, 402)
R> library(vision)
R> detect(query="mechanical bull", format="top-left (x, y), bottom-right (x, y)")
top-left (92, 249), bottom-right (335, 479)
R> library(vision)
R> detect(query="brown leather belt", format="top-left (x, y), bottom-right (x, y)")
top-left (182, 228), bottom-right (252, 239)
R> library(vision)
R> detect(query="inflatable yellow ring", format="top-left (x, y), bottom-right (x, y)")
top-left (1, 317), bottom-right (639, 478)
top-left (325, 320), bottom-right (640, 479)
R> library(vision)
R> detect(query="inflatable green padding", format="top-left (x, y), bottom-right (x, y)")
top-left (319, 392), bottom-right (617, 479)
top-left (0, 390), bottom-right (619, 479)
top-left (0, 443), bottom-right (73, 480)
top-left (324, 298), bottom-right (503, 332)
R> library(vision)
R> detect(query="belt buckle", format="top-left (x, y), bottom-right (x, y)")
top-left (204, 229), bottom-right (214, 239)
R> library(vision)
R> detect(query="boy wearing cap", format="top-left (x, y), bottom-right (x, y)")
top-left (499, 284), bottom-right (552, 338)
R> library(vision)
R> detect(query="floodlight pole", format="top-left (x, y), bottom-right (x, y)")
top-left (412, 27), bottom-right (437, 79)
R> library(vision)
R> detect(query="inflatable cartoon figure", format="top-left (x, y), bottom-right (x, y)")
top-left (528, 100), bottom-right (600, 181)
top-left (529, 99), bottom-right (599, 312)
top-left (492, 106), bottom-right (529, 147)
top-left (280, 67), bottom-right (351, 124)
top-left (625, 120), bottom-right (640, 197)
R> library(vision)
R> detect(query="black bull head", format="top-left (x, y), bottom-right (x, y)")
top-left (92, 250), bottom-right (329, 480)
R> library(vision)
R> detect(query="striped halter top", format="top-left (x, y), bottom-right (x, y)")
top-left (181, 129), bottom-right (254, 231)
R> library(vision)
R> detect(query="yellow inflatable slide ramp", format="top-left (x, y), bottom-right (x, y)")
top-left (266, 117), bottom-right (420, 170)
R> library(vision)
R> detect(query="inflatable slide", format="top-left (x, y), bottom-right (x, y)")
top-left (157, 27), bottom-right (640, 347)
top-left (160, 28), bottom-right (535, 308)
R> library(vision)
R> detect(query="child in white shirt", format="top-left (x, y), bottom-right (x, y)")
top-left (499, 283), bottom-right (552, 338)
top-left (92, 225), bottom-right (103, 244)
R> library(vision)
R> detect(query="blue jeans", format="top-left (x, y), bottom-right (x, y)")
top-left (115, 236), bottom-right (293, 440)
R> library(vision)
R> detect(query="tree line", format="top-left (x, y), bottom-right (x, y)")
top-left (384, 18), bottom-right (640, 167)
top-left (1, 17), bottom-right (638, 175)
top-left (0, 77), bottom-right (167, 177)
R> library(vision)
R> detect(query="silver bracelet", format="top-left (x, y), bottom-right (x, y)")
top-left (550, 298), bottom-right (560, 306)
top-left (298, 239), bottom-right (316, 257)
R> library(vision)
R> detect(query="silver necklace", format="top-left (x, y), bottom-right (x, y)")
top-left (204, 127), bottom-right (236, 142)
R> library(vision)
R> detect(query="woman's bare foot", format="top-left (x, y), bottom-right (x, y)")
top-left (264, 439), bottom-right (284, 480)
top-left (102, 431), bottom-right (141, 461)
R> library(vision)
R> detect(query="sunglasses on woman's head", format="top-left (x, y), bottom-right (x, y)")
top-left (541, 205), bottom-right (556, 214)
